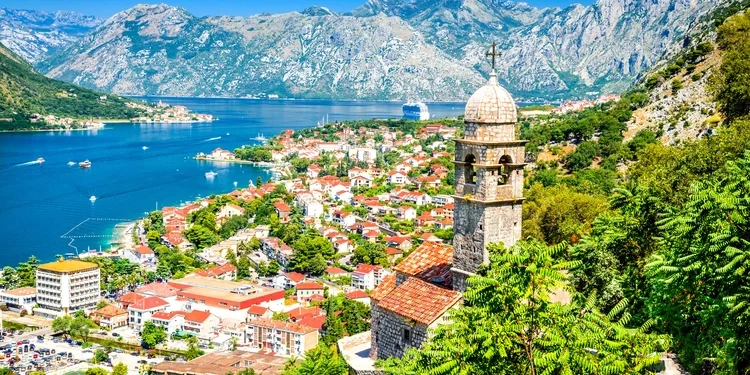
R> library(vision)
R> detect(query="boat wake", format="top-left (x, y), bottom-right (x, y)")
top-left (203, 136), bottom-right (222, 142)
top-left (14, 160), bottom-right (43, 167)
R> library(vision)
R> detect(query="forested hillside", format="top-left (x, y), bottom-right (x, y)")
top-left (0, 41), bottom-right (145, 130)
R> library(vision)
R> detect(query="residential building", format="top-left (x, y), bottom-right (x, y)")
top-left (152, 349), bottom-right (289, 375)
top-left (90, 305), bottom-right (129, 329)
top-left (295, 281), bottom-right (325, 304)
top-left (431, 195), bottom-right (454, 206)
top-left (193, 263), bottom-right (237, 280)
top-left (217, 204), bottom-right (245, 223)
top-left (247, 305), bottom-right (272, 320)
top-left (273, 272), bottom-right (305, 290)
top-left (0, 287), bottom-right (36, 313)
top-left (211, 148), bottom-right (235, 160)
top-left (345, 290), bottom-right (371, 305)
top-left (35, 260), bottom-right (100, 318)
top-left (127, 245), bottom-right (156, 265)
top-left (128, 296), bottom-right (170, 331)
top-left (388, 171), bottom-right (408, 185)
top-left (351, 264), bottom-right (388, 290)
top-left (398, 206), bottom-right (417, 221)
top-left (169, 276), bottom-right (285, 311)
top-left (246, 319), bottom-right (319, 356)
top-left (151, 310), bottom-right (220, 344)
top-left (273, 201), bottom-right (292, 223)
top-left (332, 210), bottom-right (356, 227)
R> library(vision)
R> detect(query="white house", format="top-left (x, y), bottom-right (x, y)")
top-left (351, 264), bottom-right (388, 290)
top-left (388, 171), bottom-right (408, 185)
top-left (398, 206), bottom-right (417, 221)
top-left (128, 296), bottom-right (170, 331)
top-left (211, 148), bottom-right (235, 160)
top-left (217, 203), bottom-right (245, 221)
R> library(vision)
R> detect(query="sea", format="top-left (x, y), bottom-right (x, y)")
top-left (0, 98), bottom-right (468, 267)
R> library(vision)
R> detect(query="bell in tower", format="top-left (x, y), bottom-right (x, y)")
top-left (451, 43), bottom-right (527, 293)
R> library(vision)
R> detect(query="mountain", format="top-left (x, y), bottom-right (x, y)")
top-left (33, 1), bottom-right (728, 101)
top-left (36, 4), bottom-right (483, 101)
top-left (0, 41), bottom-right (146, 130)
top-left (0, 8), bottom-right (102, 63)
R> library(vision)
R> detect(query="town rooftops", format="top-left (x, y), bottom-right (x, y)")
top-left (38, 259), bottom-right (98, 273)
top-left (325, 266), bottom-right (348, 275)
top-left (287, 306), bottom-right (322, 321)
top-left (151, 350), bottom-right (290, 375)
top-left (129, 296), bottom-right (169, 311)
top-left (377, 277), bottom-right (461, 325)
top-left (247, 305), bottom-right (268, 316)
top-left (194, 263), bottom-right (236, 278)
top-left (250, 318), bottom-right (318, 334)
top-left (345, 290), bottom-right (369, 300)
top-left (298, 315), bottom-right (326, 330)
top-left (353, 264), bottom-right (381, 275)
top-left (370, 274), bottom-right (397, 301)
top-left (1, 286), bottom-right (36, 296)
top-left (168, 275), bottom-right (255, 292)
top-left (117, 292), bottom-right (145, 305)
top-left (184, 310), bottom-right (213, 323)
top-left (393, 242), bottom-right (453, 287)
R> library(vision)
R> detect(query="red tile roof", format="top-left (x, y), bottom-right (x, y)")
top-left (194, 263), bottom-right (237, 277)
top-left (386, 247), bottom-right (402, 256)
top-left (370, 274), bottom-right (397, 301)
top-left (151, 311), bottom-right (183, 321)
top-left (308, 294), bottom-right (326, 302)
top-left (287, 306), bottom-right (322, 321)
top-left (117, 292), bottom-right (145, 305)
top-left (377, 277), bottom-right (461, 325)
top-left (184, 310), bottom-right (213, 323)
top-left (353, 264), bottom-right (381, 275)
top-left (345, 290), bottom-right (369, 300)
top-left (295, 281), bottom-right (324, 291)
top-left (247, 305), bottom-right (268, 316)
top-left (393, 242), bottom-right (453, 287)
top-left (284, 272), bottom-right (305, 283)
top-left (298, 315), bottom-right (326, 331)
top-left (134, 245), bottom-right (154, 255)
top-left (128, 296), bottom-right (169, 311)
top-left (249, 318), bottom-right (318, 334)
top-left (325, 266), bottom-right (347, 275)
top-left (274, 201), bottom-right (291, 212)
top-left (135, 282), bottom-right (180, 298)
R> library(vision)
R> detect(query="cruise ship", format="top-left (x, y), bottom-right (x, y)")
top-left (402, 101), bottom-right (430, 120)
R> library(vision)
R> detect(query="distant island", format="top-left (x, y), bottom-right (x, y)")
top-left (0, 41), bottom-right (212, 132)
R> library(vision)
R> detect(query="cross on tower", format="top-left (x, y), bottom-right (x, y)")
top-left (485, 42), bottom-right (502, 71)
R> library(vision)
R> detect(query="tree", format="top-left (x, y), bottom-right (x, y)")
top-left (183, 224), bottom-right (221, 249)
top-left (351, 242), bottom-right (389, 266)
top-left (185, 335), bottom-right (205, 360)
top-left (112, 363), bottom-right (128, 375)
top-left (647, 151), bottom-right (750, 374)
top-left (70, 315), bottom-right (95, 343)
top-left (565, 141), bottom-right (598, 171)
top-left (282, 344), bottom-right (348, 375)
top-left (52, 315), bottom-right (73, 338)
top-left (289, 234), bottom-right (334, 275)
top-left (380, 240), bottom-right (667, 375)
top-left (256, 176), bottom-right (263, 186)
top-left (93, 349), bottom-right (108, 363)
top-left (141, 321), bottom-right (167, 349)
top-left (710, 12), bottom-right (750, 120)
top-left (236, 369), bottom-right (258, 375)
top-left (84, 368), bottom-right (109, 375)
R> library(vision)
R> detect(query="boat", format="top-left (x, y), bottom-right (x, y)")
top-left (79, 160), bottom-right (91, 168)
top-left (226, 133), bottom-right (230, 136)
top-left (402, 101), bottom-right (430, 120)
top-left (37, 158), bottom-right (45, 163)
top-left (67, 161), bottom-right (76, 166)
top-left (89, 196), bottom-right (97, 202)
top-left (205, 171), bottom-right (218, 178)
top-left (142, 146), bottom-right (149, 150)
top-left (251, 133), bottom-right (267, 142)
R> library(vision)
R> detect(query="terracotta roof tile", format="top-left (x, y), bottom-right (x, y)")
top-left (393, 242), bottom-right (453, 287)
top-left (298, 315), bottom-right (326, 330)
top-left (117, 292), bottom-right (145, 305)
top-left (345, 290), bottom-right (369, 300)
top-left (377, 277), bottom-right (461, 325)
top-left (247, 305), bottom-right (268, 316)
top-left (284, 272), bottom-right (305, 283)
top-left (128, 296), bottom-right (169, 311)
top-left (185, 310), bottom-right (213, 323)
top-left (295, 281), bottom-right (324, 291)
top-left (249, 318), bottom-right (317, 334)
top-left (370, 274), bottom-right (396, 301)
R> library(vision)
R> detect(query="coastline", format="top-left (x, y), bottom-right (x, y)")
top-left (0, 119), bottom-right (216, 133)
top-left (193, 155), bottom-right (284, 167)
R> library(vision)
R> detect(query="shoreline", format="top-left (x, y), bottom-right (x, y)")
top-left (0, 119), bottom-right (216, 133)
top-left (193, 155), bottom-right (285, 167)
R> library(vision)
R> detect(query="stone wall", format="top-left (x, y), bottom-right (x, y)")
top-left (464, 122), bottom-right (516, 142)
top-left (370, 303), bottom-right (429, 360)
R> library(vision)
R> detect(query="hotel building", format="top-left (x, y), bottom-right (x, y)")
top-left (35, 260), bottom-right (100, 318)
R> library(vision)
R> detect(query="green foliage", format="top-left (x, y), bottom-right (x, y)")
top-left (710, 12), bottom-right (750, 120)
top-left (289, 232), bottom-right (335, 275)
top-left (52, 315), bottom-right (74, 338)
top-left (141, 321), bottom-right (167, 349)
top-left (112, 363), bottom-right (128, 375)
top-left (273, 312), bottom-right (291, 322)
top-left (282, 344), bottom-right (349, 375)
top-left (565, 141), bottom-right (598, 171)
top-left (647, 151), bottom-right (750, 374)
top-left (0, 256), bottom-right (38, 289)
top-left (380, 240), bottom-right (667, 375)
top-left (320, 295), bottom-right (371, 345)
top-left (351, 242), bottom-right (390, 266)
top-left (84, 368), bottom-right (109, 375)
top-left (183, 224), bottom-right (220, 249)
top-left (0, 43), bottom-right (147, 130)
top-left (93, 349), bottom-right (109, 364)
top-left (185, 335), bottom-right (205, 360)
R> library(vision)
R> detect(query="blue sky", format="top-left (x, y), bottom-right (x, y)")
top-left (4, 0), bottom-right (593, 18)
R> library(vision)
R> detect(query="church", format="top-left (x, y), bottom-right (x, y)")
top-left (367, 49), bottom-right (527, 360)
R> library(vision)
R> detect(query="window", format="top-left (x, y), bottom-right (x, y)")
top-left (220, 302), bottom-right (228, 306)
top-left (464, 154), bottom-right (477, 184)
top-left (498, 155), bottom-right (512, 185)
top-left (403, 328), bottom-right (411, 344)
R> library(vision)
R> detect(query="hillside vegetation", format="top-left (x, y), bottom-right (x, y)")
top-left (0, 41), bottom-right (145, 130)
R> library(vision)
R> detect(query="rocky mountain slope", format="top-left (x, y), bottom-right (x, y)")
top-left (36, 5), bottom-right (483, 101)
top-left (31, 1), bottom-right (731, 100)
top-left (0, 8), bottom-right (102, 63)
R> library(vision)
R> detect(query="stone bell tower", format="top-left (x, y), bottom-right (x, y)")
top-left (451, 44), bottom-right (526, 292)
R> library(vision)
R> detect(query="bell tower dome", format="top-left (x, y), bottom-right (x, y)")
top-left (452, 49), bottom-right (527, 292)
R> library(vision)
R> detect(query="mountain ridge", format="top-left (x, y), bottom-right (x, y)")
top-left (11, 1), bottom-right (733, 101)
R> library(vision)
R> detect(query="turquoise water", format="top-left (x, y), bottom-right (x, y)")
top-left (0, 98), bottom-right (466, 267)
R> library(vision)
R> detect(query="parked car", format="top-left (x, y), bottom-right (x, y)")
top-left (111, 332), bottom-right (120, 337)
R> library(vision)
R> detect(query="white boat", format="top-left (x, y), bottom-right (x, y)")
top-left (251, 133), bottom-right (267, 142)
top-left (226, 133), bottom-right (230, 136)
top-left (79, 160), bottom-right (91, 168)
top-left (205, 171), bottom-right (218, 178)
top-left (67, 161), bottom-right (76, 166)
top-left (142, 146), bottom-right (149, 150)
top-left (37, 158), bottom-right (45, 163)
top-left (89, 196), bottom-right (97, 202)
top-left (403, 101), bottom-right (430, 120)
